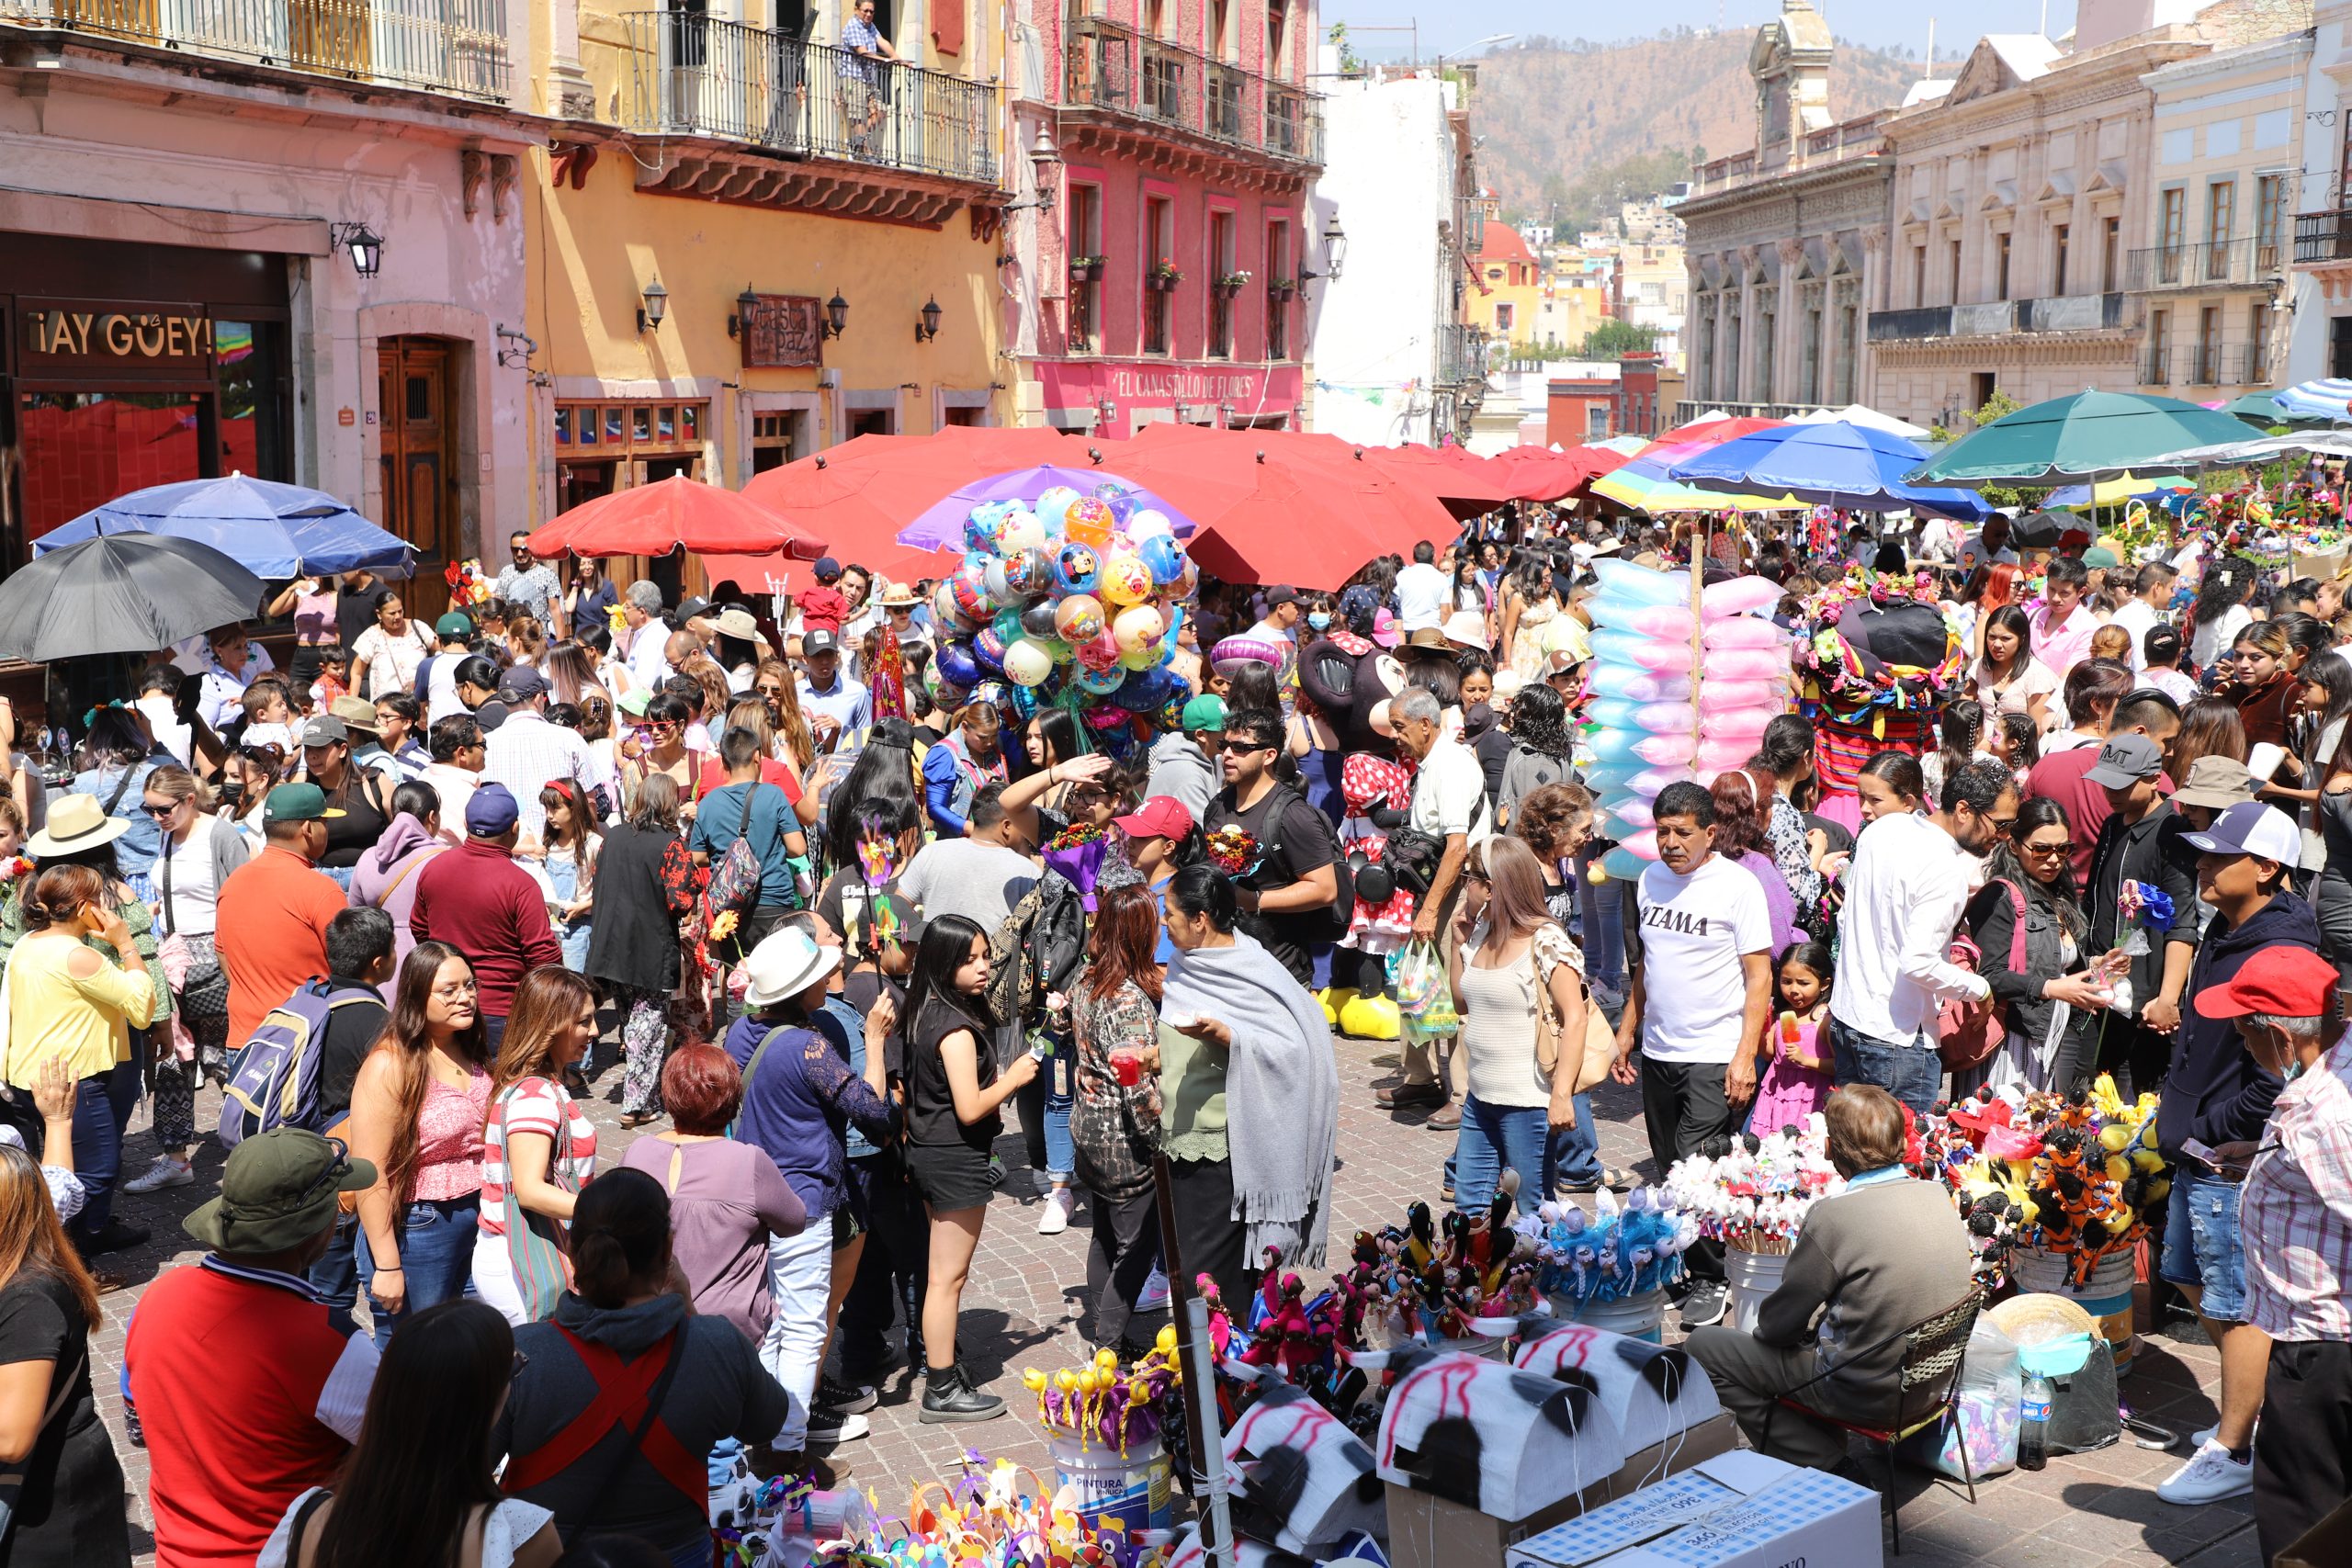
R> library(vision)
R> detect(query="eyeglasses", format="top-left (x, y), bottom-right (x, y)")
top-left (1984, 814), bottom-right (2018, 837)
top-left (2023, 839), bottom-right (2074, 857)
top-left (141, 799), bottom-right (182, 819)
top-left (290, 1138), bottom-right (356, 1210)
top-left (432, 979), bottom-right (479, 999)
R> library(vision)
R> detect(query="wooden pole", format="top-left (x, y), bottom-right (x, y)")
top-left (1154, 1149), bottom-right (1236, 1567)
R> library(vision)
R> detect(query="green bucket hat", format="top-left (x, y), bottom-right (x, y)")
top-left (185, 1128), bottom-right (375, 1255)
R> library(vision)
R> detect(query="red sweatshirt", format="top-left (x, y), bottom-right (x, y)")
top-left (407, 838), bottom-right (562, 1020)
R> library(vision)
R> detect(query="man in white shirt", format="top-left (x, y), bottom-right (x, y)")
top-left (1393, 542), bottom-right (1449, 633)
top-left (1830, 754), bottom-right (2014, 1115)
top-left (418, 613), bottom-right (473, 724)
top-left (622, 580), bottom-right (673, 694)
top-left (794, 629), bottom-right (871, 753)
top-left (1954, 514), bottom-right (2018, 575)
top-left (1378, 688), bottom-right (1491, 1123)
top-left (2106, 561), bottom-right (2178, 671)
top-left (1614, 779), bottom-right (1773, 1330)
top-left (481, 667), bottom-right (612, 843)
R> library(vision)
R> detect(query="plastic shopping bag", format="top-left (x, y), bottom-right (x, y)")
top-left (1898, 1317), bottom-right (2020, 1480)
top-left (1387, 940), bottom-right (1457, 1040)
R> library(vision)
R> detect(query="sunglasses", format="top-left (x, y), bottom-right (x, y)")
top-left (2023, 839), bottom-right (2074, 856)
top-left (1219, 738), bottom-right (1272, 754)
top-left (141, 799), bottom-right (183, 819)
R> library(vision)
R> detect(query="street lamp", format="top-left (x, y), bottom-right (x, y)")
top-left (727, 284), bottom-right (760, 339)
top-left (1002, 123), bottom-right (1063, 214)
top-left (637, 277), bottom-right (669, 333)
top-left (332, 222), bottom-right (384, 278)
top-left (915, 296), bottom-right (943, 343)
top-left (822, 291), bottom-right (850, 339)
top-left (1299, 213), bottom-right (1349, 285)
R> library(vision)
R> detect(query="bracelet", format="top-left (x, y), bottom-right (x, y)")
top-left (375, 1266), bottom-right (402, 1275)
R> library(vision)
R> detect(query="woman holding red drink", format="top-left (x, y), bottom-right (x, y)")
top-left (1068, 875), bottom-right (1170, 1357)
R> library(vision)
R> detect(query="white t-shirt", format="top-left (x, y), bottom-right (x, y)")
top-left (2190, 604), bottom-right (2253, 673)
top-left (1395, 563), bottom-right (1449, 631)
top-left (1408, 736), bottom-right (1491, 849)
top-left (1634, 855), bottom-right (1770, 1064)
top-left (2107, 599), bottom-right (2160, 670)
top-left (156, 825), bottom-right (222, 938)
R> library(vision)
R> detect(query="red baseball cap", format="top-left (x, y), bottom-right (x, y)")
top-left (1114, 796), bottom-right (1194, 842)
top-left (2195, 946), bottom-right (2341, 1021)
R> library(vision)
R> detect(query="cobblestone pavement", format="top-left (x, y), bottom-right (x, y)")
top-left (93, 1024), bottom-right (2253, 1568)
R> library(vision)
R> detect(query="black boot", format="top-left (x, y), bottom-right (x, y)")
top-left (919, 1360), bottom-right (1006, 1424)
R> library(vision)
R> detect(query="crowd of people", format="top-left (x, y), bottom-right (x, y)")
top-left (0, 504), bottom-right (2339, 1565)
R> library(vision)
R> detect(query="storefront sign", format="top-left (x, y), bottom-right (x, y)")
top-left (738, 294), bottom-right (824, 370)
top-left (1038, 360), bottom-right (1304, 423)
top-left (18, 299), bottom-right (214, 375)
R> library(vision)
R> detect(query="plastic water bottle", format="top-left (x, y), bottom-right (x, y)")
top-left (2019, 1371), bottom-right (2052, 1471)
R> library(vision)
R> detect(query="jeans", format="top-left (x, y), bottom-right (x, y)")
top-left (2159, 1171), bottom-right (2248, 1321)
top-left (1546, 1093), bottom-right (1603, 1189)
top-left (1577, 860), bottom-right (1626, 993)
top-left (356, 1194), bottom-right (481, 1348)
top-left (1826, 1016), bottom-right (1942, 1117)
top-left (308, 1216), bottom-right (362, 1336)
top-left (70, 1054), bottom-right (141, 1243)
top-left (760, 1220), bottom-right (836, 1450)
top-left (1016, 1043), bottom-right (1076, 1181)
top-left (1452, 1096), bottom-right (1548, 1216)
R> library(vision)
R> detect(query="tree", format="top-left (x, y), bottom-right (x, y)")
top-left (1577, 320), bottom-right (1661, 359)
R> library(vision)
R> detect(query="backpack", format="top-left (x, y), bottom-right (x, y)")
top-left (705, 782), bottom-right (771, 925)
top-left (218, 980), bottom-right (378, 1146)
top-left (1243, 784), bottom-right (1354, 945)
top-left (1937, 878), bottom-right (2026, 1073)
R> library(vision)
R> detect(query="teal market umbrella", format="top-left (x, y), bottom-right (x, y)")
top-left (1904, 389), bottom-right (2259, 488)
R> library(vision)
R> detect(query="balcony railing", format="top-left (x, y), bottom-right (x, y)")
top-left (1063, 16), bottom-right (1321, 167)
top-left (1873, 294), bottom-right (2132, 342)
top-left (2296, 209), bottom-right (2352, 265)
top-left (2143, 344), bottom-right (2268, 388)
top-left (617, 14), bottom-right (998, 183)
top-left (0, 0), bottom-right (509, 100)
top-left (1437, 323), bottom-right (1489, 386)
top-left (1674, 399), bottom-right (1840, 423)
top-left (2126, 237), bottom-right (2282, 290)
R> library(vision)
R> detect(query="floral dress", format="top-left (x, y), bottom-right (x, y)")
top-left (1069, 979), bottom-right (1163, 1204)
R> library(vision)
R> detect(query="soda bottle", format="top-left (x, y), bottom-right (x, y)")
top-left (2018, 1371), bottom-right (2052, 1471)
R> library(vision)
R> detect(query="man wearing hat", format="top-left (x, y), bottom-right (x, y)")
top-left (409, 783), bottom-right (562, 1047)
top-left (127, 1128), bottom-right (380, 1568)
top-left (2026, 688), bottom-right (2183, 884)
top-left (495, 529), bottom-right (564, 634)
top-left (2083, 728), bottom-right (2199, 1091)
top-left (417, 611), bottom-right (475, 725)
top-left (482, 663), bottom-right (608, 842)
top-left (217, 784), bottom-right (349, 1050)
top-left (2150, 800), bottom-right (2316, 1507)
top-left (797, 627), bottom-right (870, 753)
top-left (2195, 946), bottom-right (2352, 1561)
top-left (1144, 693), bottom-right (1225, 821)
top-left (331, 694), bottom-right (401, 784)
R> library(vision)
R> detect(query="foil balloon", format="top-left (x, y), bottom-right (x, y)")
top-left (1035, 486), bottom-right (1080, 531)
top-left (1064, 496), bottom-right (1115, 547)
top-left (1075, 663), bottom-right (1125, 695)
top-left (1114, 667), bottom-right (1176, 712)
top-left (1094, 483), bottom-right (1139, 525)
top-left (931, 580), bottom-right (961, 626)
top-left (981, 557), bottom-right (1012, 603)
top-left (1003, 637), bottom-right (1054, 688)
top-left (1139, 533), bottom-right (1186, 586)
top-left (922, 660), bottom-right (971, 712)
top-left (1111, 603), bottom-right (1167, 654)
top-left (1129, 508), bottom-right (1175, 541)
top-left (989, 607), bottom-right (1026, 645)
top-left (1001, 507), bottom-right (1047, 555)
top-left (1055, 542), bottom-right (1102, 595)
top-left (1119, 643), bottom-right (1162, 671)
top-left (1053, 593), bottom-right (1106, 643)
top-left (974, 626), bottom-right (1009, 676)
top-left (964, 502), bottom-right (1012, 554)
top-left (1098, 552), bottom-right (1152, 606)
top-left (933, 640), bottom-right (982, 689)
top-left (1074, 629), bottom-right (1123, 672)
top-left (949, 565), bottom-right (995, 619)
top-left (1020, 599), bottom-right (1062, 639)
top-left (1004, 546), bottom-right (1057, 598)
top-left (967, 680), bottom-right (1010, 712)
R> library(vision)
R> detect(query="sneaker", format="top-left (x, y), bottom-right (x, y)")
top-left (2189, 1422), bottom-right (2218, 1450)
top-left (817, 1378), bottom-right (878, 1415)
top-left (1376, 1082), bottom-right (1446, 1111)
top-left (920, 1362), bottom-right (1007, 1424)
top-left (803, 1409), bottom-right (870, 1444)
top-left (1678, 1280), bottom-right (1729, 1329)
top-left (78, 1219), bottom-right (151, 1256)
top-left (125, 1156), bottom-right (194, 1193)
top-left (2157, 1439), bottom-right (2255, 1505)
top-left (1136, 1264), bottom-right (1171, 1313)
top-left (1037, 1186), bottom-right (1076, 1235)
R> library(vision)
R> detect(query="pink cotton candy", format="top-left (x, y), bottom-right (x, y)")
top-left (1695, 680), bottom-right (1783, 714)
top-left (1706, 647), bottom-right (1791, 682)
top-left (1624, 765), bottom-right (1696, 796)
top-left (1588, 666), bottom-right (1693, 704)
top-left (1632, 732), bottom-right (1697, 766)
top-left (1700, 575), bottom-right (1781, 620)
top-left (1611, 797), bottom-right (1656, 831)
top-left (1590, 629), bottom-right (1695, 672)
top-left (1701, 617), bottom-right (1786, 651)
top-left (1589, 601), bottom-right (1697, 640)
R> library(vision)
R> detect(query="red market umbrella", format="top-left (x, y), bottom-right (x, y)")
top-left (1125, 423), bottom-right (1516, 519)
top-left (699, 541), bottom-right (959, 599)
top-left (527, 474), bottom-right (825, 560)
top-left (1109, 441), bottom-right (1451, 588)
top-left (741, 425), bottom-right (1093, 565)
top-left (1485, 444), bottom-right (1631, 502)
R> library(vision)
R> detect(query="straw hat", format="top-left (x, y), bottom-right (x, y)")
top-left (714, 607), bottom-right (768, 644)
top-left (879, 581), bottom-right (922, 607)
top-left (26, 795), bottom-right (131, 858)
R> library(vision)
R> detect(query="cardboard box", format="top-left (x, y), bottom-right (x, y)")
top-left (1505, 1450), bottom-right (1883, 1568)
top-left (1383, 1412), bottom-right (1739, 1568)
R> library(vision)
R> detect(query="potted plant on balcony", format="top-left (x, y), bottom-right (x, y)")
top-left (1068, 254), bottom-right (1107, 284)
top-left (1149, 257), bottom-right (1184, 293)
top-left (1266, 275), bottom-right (1296, 302)
top-left (1214, 268), bottom-right (1252, 299)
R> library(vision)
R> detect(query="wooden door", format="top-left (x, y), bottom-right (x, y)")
top-left (378, 338), bottom-right (456, 617)
top-left (291, 0), bottom-right (370, 75)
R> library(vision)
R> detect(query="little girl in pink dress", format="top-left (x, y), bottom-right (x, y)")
top-left (1747, 938), bottom-right (1836, 1137)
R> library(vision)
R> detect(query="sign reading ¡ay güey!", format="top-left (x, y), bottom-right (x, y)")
top-left (18, 299), bottom-right (215, 373)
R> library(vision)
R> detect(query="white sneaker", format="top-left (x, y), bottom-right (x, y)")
top-left (2189, 1422), bottom-right (2218, 1450)
top-left (125, 1156), bottom-right (194, 1193)
top-left (2156, 1438), bottom-right (2255, 1505)
top-left (1036, 1187), bottom-right (1075, 1235)
top-left (1136, 1264), bottom-right (1171, 1312)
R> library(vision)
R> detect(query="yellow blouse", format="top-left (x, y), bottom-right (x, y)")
top-left (6, 930), bottom-right (155, 1086)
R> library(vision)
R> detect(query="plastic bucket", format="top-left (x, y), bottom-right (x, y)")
top-left (1048, 1434), bottom-right (1173, 1535)
top-left (1724, 1248), bottom-right (1790, 1334)
top-left (2010, 1247), bottom-right (2138, 1375)
top-left (1570, 1288), bottom-right (1669, 1344)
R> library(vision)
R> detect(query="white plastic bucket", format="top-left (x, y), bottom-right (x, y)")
top-left (1724, 1247), bottom-right (1790, 1334)
top-left (2010, 1247), bottom-right (2138, 1374)
top-left (1570, 1287), bottom-right (1669, 1343)
top-left (1049, 1433), bottom-right (1172, 1534)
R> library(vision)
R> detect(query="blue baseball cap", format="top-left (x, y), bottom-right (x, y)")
top-left (465, 783), bottom-right (520, 837)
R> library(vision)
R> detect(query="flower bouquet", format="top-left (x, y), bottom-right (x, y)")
top-left (444, 557), bottom-right (492, 608)
top-left (1204, 823), bottom-right (1259, 877)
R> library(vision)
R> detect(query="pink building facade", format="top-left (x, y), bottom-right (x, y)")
top-left (1005, 0), bottom-right (1325, 434)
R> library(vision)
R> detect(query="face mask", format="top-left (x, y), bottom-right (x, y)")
top-left (1307, 613), bottom-right (1331, 631)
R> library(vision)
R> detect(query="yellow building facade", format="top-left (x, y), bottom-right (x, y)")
top-left (1466, 194), bottom-right (1547, 354)
top-left (521, 0), bottom-right (1013, 583)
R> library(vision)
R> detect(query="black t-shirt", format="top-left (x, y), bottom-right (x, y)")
top-left (817, 870), bottom-right (906, 964)
top-left (318, 976), bottom-right (390, 1125)
top-left (1204, 784), bottom-right (1339, 981)
top-left (0, 1269), bottom-right (122, 1562)
top-left (843, 970), bottom-right (909, 1077)
top-left (906, 997), bottom-right (998, 1151)
top-left (334, 589), bottom-right (379, 657)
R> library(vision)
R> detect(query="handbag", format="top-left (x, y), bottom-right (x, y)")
top-left (1530, 934), bottom-right (1617, 1094)
top-left (492, 1077), bottom-right (580, 1321)
top-left (1938, 878), bottom-right (2026, 1073)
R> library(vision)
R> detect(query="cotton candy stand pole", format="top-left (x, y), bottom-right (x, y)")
top-left (1153, 1147), bottom-right (1236, 1568)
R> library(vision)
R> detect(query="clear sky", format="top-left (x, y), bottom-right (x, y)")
top-left (1319, 0), bottom-right (2081, 61)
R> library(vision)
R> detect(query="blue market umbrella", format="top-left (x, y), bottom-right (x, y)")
top-left (36, 472), bottom-right (414, 578)
top-left (0, 534), bottom-right (265, 661)
top-left (1665, 421), bottom-right (1993, 521)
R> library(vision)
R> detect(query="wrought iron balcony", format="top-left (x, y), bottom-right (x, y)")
top-left (1873, 294), bottom-right (2132, 342)
top-left (2142, 344), bottom-right (2268, 389)
top-left (1438, 323), bottom-right (1490, 386)
top-left (1062, 15), bottom-right (1321, 168)
top-left (2296, 209), bottom-right (2352, 265)
top-left (617, 14), bottom-right (998, 184)
top-left (0, 0), bottom-right (510, 100)
top-left (2126, 238), bottom-right (2282, 290)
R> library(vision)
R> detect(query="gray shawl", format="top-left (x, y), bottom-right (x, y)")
top-left (1161, 931), bottom-right (1338, 1267)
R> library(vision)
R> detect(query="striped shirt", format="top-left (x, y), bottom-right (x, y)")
top-left (480, 1076), bottom-right (598, 1238)
top-left (2242, 1031), bottom-right (2352, 1341)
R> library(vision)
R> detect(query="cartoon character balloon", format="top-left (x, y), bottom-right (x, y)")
top-left (1053, 593), bottom-right (1106, 644)
top-left (1138, 533), bottom-right (1187, 587)
top-left (1111, 603), bottom-right (1167, 655)
top-left (1098, 551), bottom-right (1152, 607)
top-left (1055, 541), bottom-right (1102, 596)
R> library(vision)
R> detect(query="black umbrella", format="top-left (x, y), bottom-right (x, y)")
top-left (0, 534), bottom-right (265, 662)
top-left (2007, 509), bottom-right (2087, 550)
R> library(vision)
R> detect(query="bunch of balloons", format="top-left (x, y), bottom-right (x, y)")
top-left (922, 482), bottom-right (1197, 757)
top-left (1582, 558), bottom-right (1792, 881)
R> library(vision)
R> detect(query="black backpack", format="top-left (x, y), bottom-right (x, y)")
top-left (1229, 784), bottom-right (1353, 945)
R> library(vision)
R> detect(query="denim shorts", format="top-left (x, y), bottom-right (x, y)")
top-left (2160, 1171), bottom-right (2247, 1322)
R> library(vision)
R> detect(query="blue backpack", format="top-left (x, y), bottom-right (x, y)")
top-left (218, 980), bottom-right (374, 1147)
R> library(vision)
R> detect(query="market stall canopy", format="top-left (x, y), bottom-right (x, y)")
top-left (1590, 457), bottom-right (1800, 513)
top-left (0, 534), bottom-right (266, 662)
top-left (1791, 403), bottom-right (1933, 440)
top-left (2269, 378), bottom-right (2352, 424)
top-left (1122, 422), bottom-right (1521, 518)
top-left (1112, 446), bottom-right (1453, 589)
top-left (2143, 428), bottom-right (2352, 469)
top-left (897, 464), bottom-right (1197, 550)
top-left (1904, 390), bottom-right (2258, 487)
top-left (741, 425), bottom-right (1089, 565)
top-left (2219, 389), bottom-right (2326, 429)
top-left (2043, 471), bottom-right (2195, 509)
top-left (1666, 422), bottom-right (1991, 521)
top-left (37, 473), bottom-right (415, 578)
top-left (1482, 443), bottom-right (1632, 502)
top-left (528, 473), bottom-right (825, 560)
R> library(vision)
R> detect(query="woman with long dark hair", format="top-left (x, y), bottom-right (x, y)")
top-left (1022, 708), bottom-right (1086, 817)
top-left (2294, 653), bottom-right (2352, 987)
top-left (1959, 797), bottom-right (2106, 1095)
top-left (1972, 604), bottom-right (2057, 731)
top-left (899, 914), bottom-right (1036, 1421)
top-left (2189, 555), bottom-right (2257, 674)
top-left (2171, 695), bottom-right (2250, 786)
top-left (534, 780), bottom-right (600, 972)
top-left (346, 942), bottom-right (492, 1345)
top-left (1500, 558), bottom-right (1565, 683)
top-left (1920, 697), bottom-right (1984, 810)
top-left (1709, 767), bottom-right (1798, 954)
top-left (260, 1301), bottom-right (557, 1568)
top-left (0, 1140), bottom-right (125, 1564)
top-left (583, 777), bottom-right (698, 1125)
top-left (473, 968), bottom-right (601, 1326)
top-left (1069, 881), bottom-right (1170, 1357)
top-left (2219, 620), bottom-right (2298, 750)
top-left (500, 1171), bottom-right (786, 1567)
top-left (1497, 681), bottom-right (1575, 825)
top-left (820, 719), bottom-right (924, 873)
top-left (68, 706), bottom-right (163, 894)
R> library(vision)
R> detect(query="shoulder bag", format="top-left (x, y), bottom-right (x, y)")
top-left (1530, 933), bottom-right (1616, 1094)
